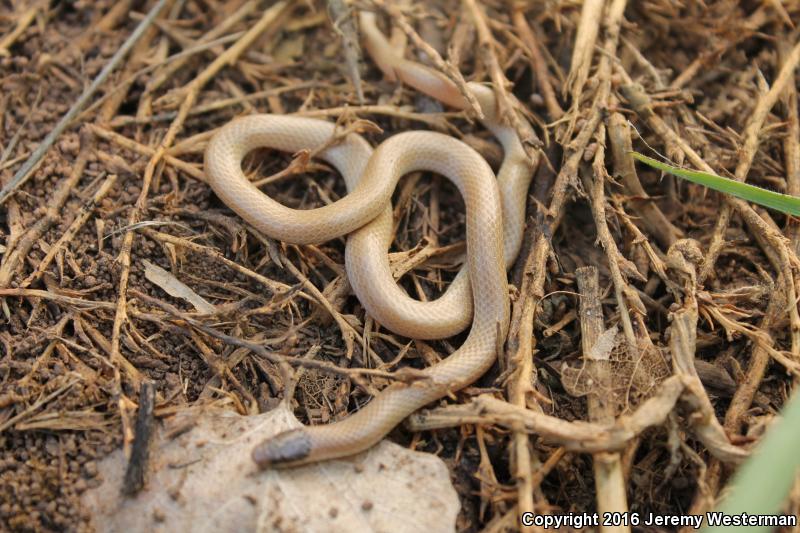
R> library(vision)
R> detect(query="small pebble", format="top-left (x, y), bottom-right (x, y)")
top-left (84, 461), bottom-right (98, 477)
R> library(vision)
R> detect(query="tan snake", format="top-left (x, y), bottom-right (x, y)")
top-left (203, 12), bottom-right (536, 467)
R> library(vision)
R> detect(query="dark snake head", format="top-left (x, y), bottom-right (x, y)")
top-left (252, 429), bottom-right (313, 469)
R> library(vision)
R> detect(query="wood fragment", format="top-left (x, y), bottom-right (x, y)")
top-left (122, 381), bottom-right (156, 496)
top-left (576, 266), bottom-right (630, 533)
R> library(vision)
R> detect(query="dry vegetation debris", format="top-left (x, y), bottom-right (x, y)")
top-left (1, 0), bottom-right (800, 531)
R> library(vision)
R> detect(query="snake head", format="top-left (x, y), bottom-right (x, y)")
top-left (252, 429), bottom-right (313, 469)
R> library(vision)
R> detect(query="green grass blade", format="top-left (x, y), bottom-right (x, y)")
top-left (702, 389), bottom-right (800, 533)
top-left (630, 152), bottom-right (800, 216)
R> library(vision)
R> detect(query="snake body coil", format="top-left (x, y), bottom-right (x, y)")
top-left (203, 13), bottom-right (536, 467)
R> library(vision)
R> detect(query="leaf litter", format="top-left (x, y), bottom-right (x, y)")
top-left (82, 403), bottom-right (459, 533)
top-left (0, 1), bottom-right (799, 531)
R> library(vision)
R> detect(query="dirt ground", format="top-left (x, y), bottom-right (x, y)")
top-left (1, 0), bottom-right (800, 531)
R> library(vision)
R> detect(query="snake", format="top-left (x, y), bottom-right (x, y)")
top-left (203, 11), bottom-right (537, 467)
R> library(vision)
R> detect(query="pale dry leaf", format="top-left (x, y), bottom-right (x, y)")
top-left (142, 259), bottom-right (216, 314)
top-left (82, 405), bottom-right (459, 533)
top-left (587, 326), bottom-right (618, 361)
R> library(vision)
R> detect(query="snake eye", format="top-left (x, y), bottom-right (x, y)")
top-left (252, 429), bottom-right (312, 469)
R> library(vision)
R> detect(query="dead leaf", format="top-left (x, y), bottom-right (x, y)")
top-left (143, 259), bottom-right (216, 314)
top-left (82, 405), bottom-right (459, 533)
top-left (587, 326), bottom-right (618, 361)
